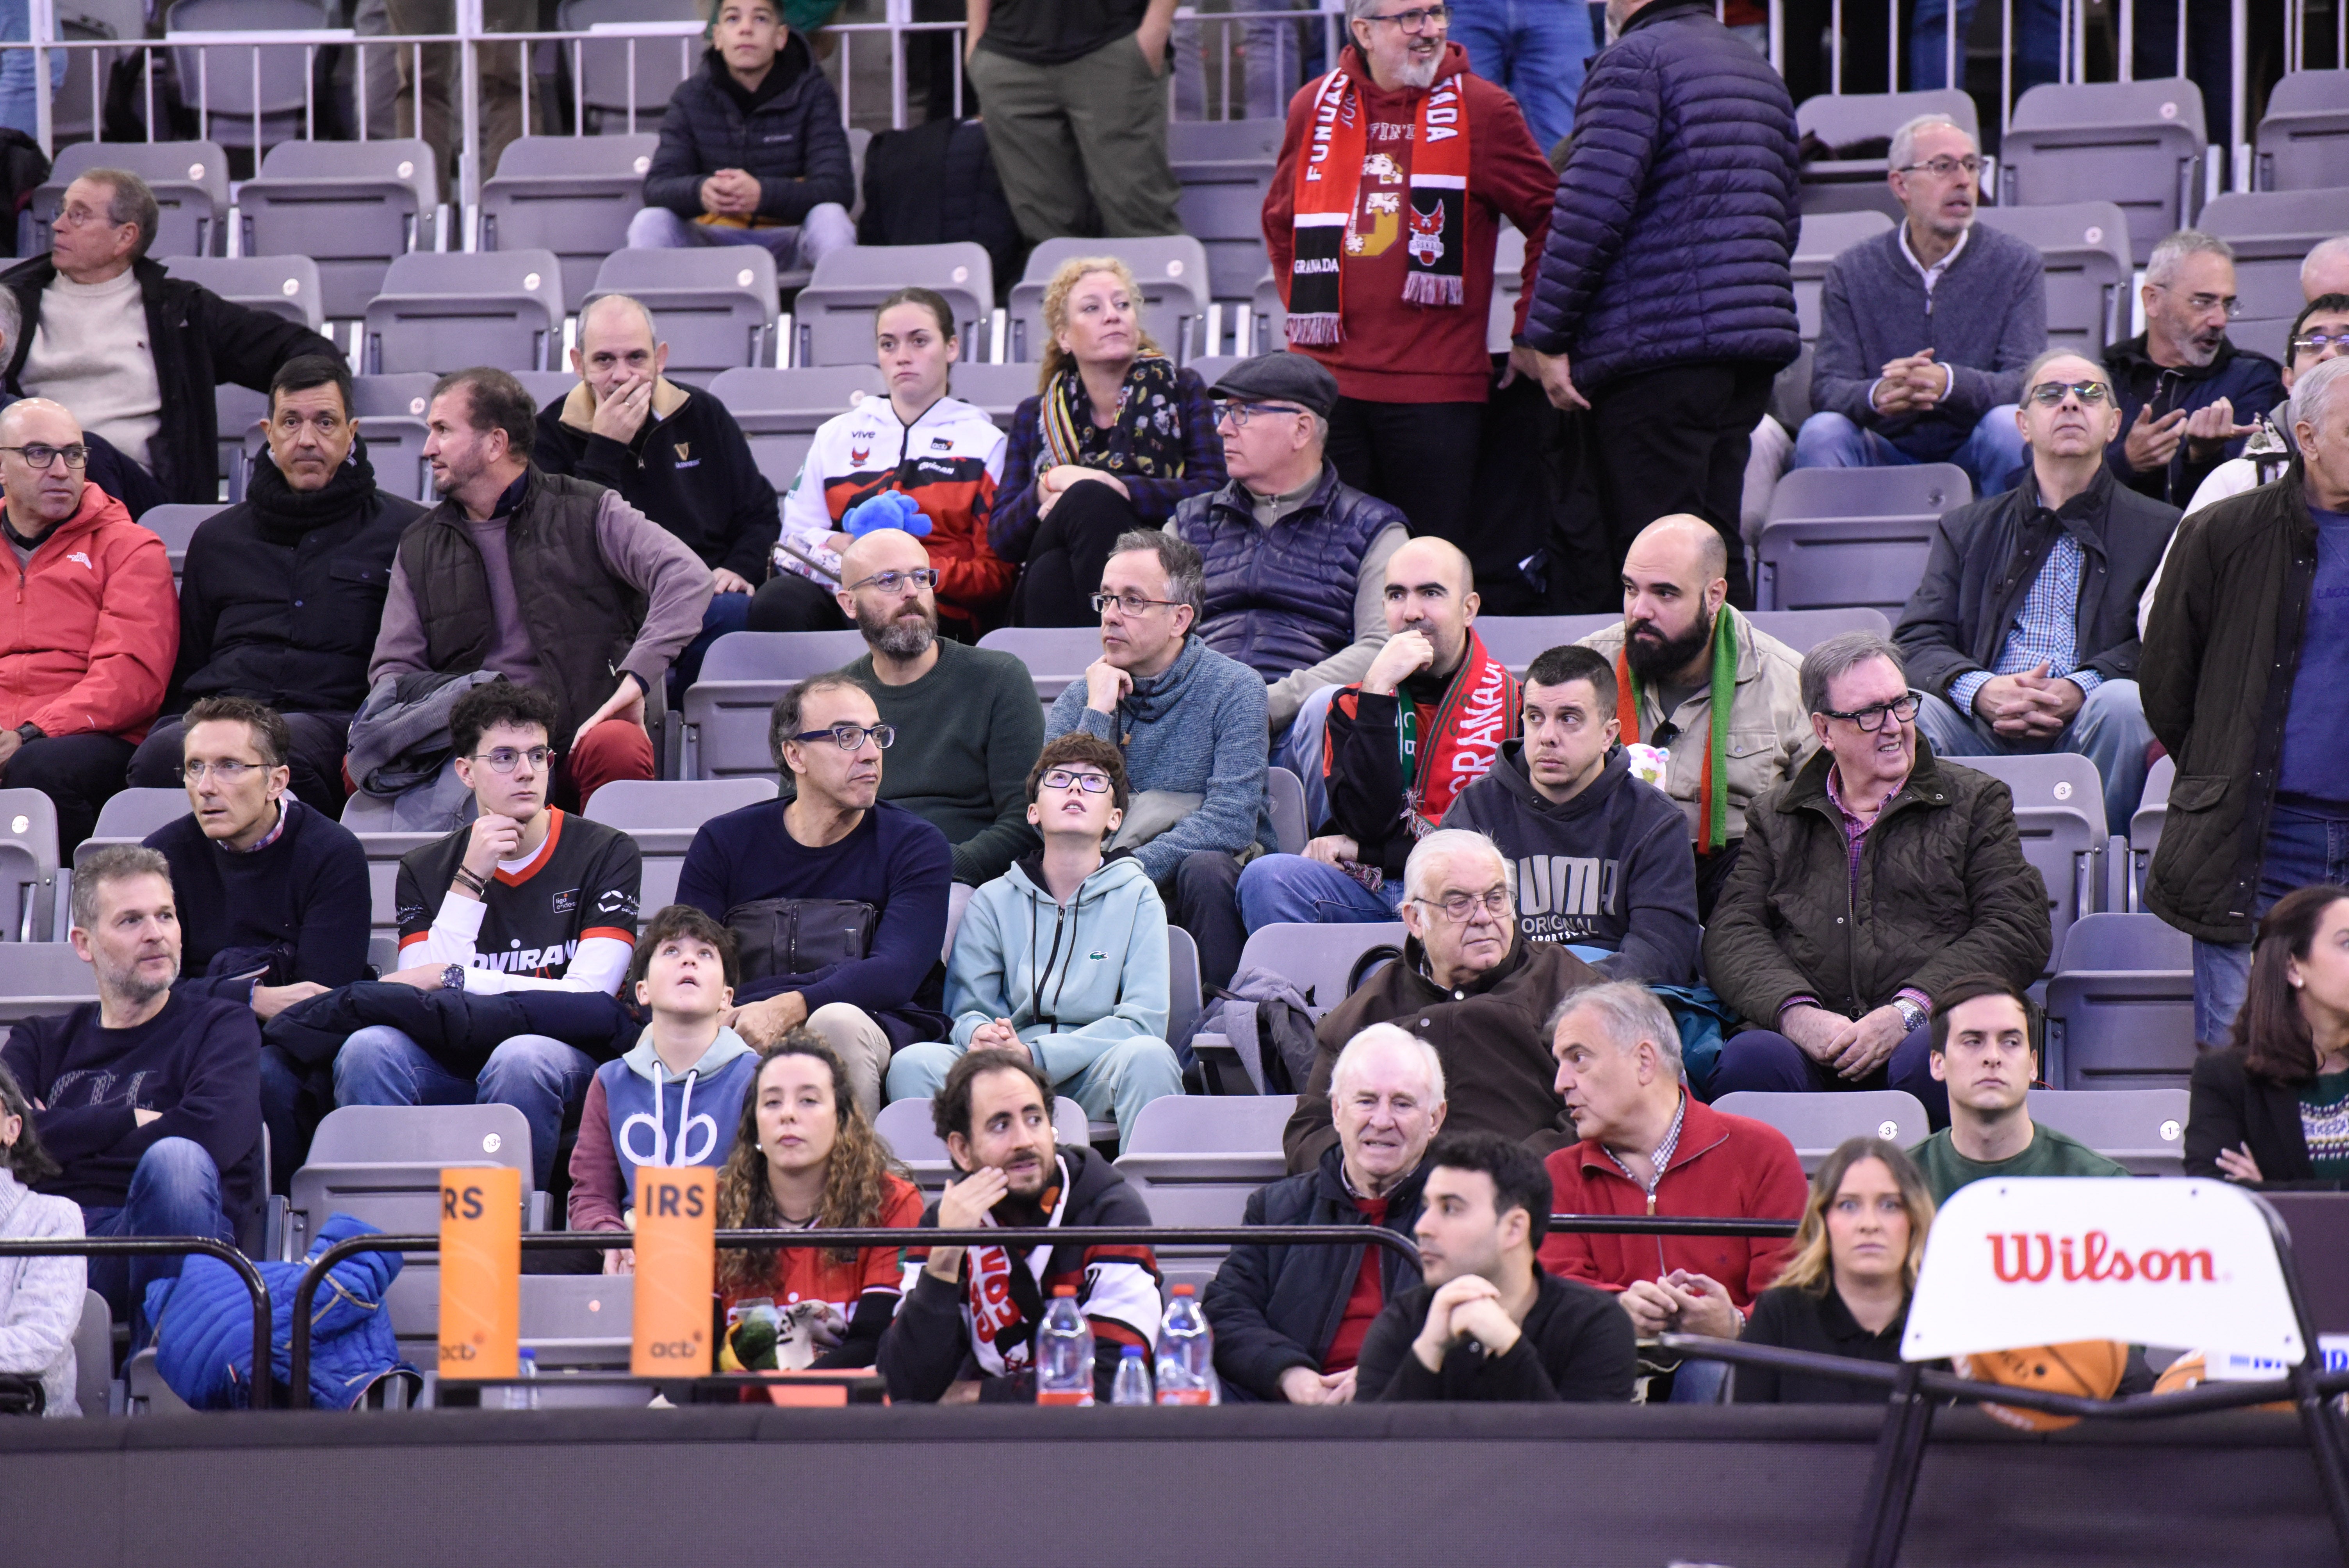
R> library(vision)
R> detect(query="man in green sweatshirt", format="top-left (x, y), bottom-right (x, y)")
top-left (835, 527), bottom-right (1044, 885)
top-left (1908, 974), bottom-right (2128, 1201)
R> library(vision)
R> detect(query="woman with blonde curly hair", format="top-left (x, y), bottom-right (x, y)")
top-left (715, 1032), bottom-right (923, 1368)
top-left (993, 256), bottom-right (1223, 626)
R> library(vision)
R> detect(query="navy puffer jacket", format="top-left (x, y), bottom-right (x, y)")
top-left (1173, 463), bottom-right (1403, 683)
top-left (642, 37), bottom-right (855, 225)
top-left (1524, 0), bottom-right (1802, 390)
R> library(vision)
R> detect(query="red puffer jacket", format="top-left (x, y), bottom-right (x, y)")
top-left (0, 481), bottom-right (175, 741)
top-left (1539, 1096), bottom-right (1809, 1310)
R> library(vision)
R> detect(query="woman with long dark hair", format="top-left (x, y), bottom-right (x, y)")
top-left (0, 1060), bottom-right (84, 1415)
top-left (714, 1033), bottom-right (923, 1368)
top-left (1733, 1137), bottom-right (1938, 1404)
top-left (2187, 882), bottom-right (2349, 1189)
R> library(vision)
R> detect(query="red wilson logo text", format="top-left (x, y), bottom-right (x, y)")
top-left (1988, 1231), bottom-right (2217, 1284)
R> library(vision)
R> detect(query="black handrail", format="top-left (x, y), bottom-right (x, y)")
top-left (0, 1235), bottom-right (271, 1408)
top-left (287, 1224), bottom-right (1425, 1408)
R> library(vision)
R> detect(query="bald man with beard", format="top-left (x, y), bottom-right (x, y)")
top-left (1576, 515), bottom-right (1813, 918)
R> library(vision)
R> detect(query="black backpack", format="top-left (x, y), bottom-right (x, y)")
top-left (856, 115), bottom-right (1023, 303)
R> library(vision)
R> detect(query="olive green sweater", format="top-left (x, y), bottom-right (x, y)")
top-left (846, 638), bottom-right (1043, 885)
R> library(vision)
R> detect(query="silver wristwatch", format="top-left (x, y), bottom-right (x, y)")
top-left (1893, 997), bottom-right (1928, 1033)
top-left (442, 963), bottom-right (466, 994)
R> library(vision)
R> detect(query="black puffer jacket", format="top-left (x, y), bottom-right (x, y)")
top-left (1524, 0), bottom-right (1801, 390)
top-left (1700, 738), bottom-right (2052, 1027)
top-left (1894, 465), bottom-right (2180, 702)
top-left (172, 435), bottom-right (423, 714)
top-left (2139, 467), bottom-right (2317, 943)
top-left (642, 39), bottom-right (855, 225)
top-left (0, 254), bottom-right (339, 506)
top-left (1203, 1143), bottom-right (1426, 1402)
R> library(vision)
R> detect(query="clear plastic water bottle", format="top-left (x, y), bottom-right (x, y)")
top-left (1111, 1343), bottom-right (1153, 1406)
top-left (1155, 1284), bottom-right (1218, 1405)
top-left (1035, 1286), bottom-right (1096, 1406)
top-left (504, 1347), bottom-right (539, 1411)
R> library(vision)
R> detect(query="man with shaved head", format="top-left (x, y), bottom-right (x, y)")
top-left (2304, 237), bottom-right (2349, 305)
top-left (1219, 535), bottom-right (1519, 961)
top-left (0, 397), bottom-right (175, 848)
top-left (534, 292), bottom-right (777, 696)
top-left (832, 526), bottom-right (1043, 886)
top-left (1576, 513), bottom-right (1811, 916)
top-left (1896, 348), bottom-right (2172, 835)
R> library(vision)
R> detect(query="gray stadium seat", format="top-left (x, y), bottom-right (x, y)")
top-left (236, 138), bottom-right (439, 320)
top-left (351, 829), bottom-right (444, 948)
top-left (1168, 926), bottom-right (1202, 1045)
top-left (678, 681), bottom-right (791, 780)
top-left (2027, 1087), bottom-right (2190, 1176)
top-left (285, 1102), bottom-right (544, 1260)
top-left (1942, 752), bottom-right (2114, 964)
top-left (697, 629), bottom-right (871, 684)
top-left (581, 776), bottom-right (778, 912)
top-left (1009, 236), bottom-right (1214, 363)
top-left (1487, 223), bottom-right (1526, 355)
top-left (217, 383), bottom-right (265, 499)
top-left (158, 253), bottom-right (325, 333)
top-left (1169, 118), bottom-right (1280, 304)
top-left (875, 1095), bottom-right (1092, 1193)
top-left (1791, 209), bottom-right (1895, 342)
top-left (0, 943), bottom-right (97, 1024)
top-left (0, 789), bottom-right (59, 946)
top-left (1747, 608), bottom-right (1897, 651)
top-left (29, 139), bottom-right (229, 259)
top-left (1770, 340), bottom-right (1816, 431)
top-left (975, 625), bottom-right (1103, 706)
top-left (2199, 187), bottom-right (2349, 365)
top-left (556, 0), bottom-right (702, 134)
top-left (1114, 1094), bottom-right (1292, 1281)
top-left (72, 1288), bottom-right (111, 1417)
top-left (351, 372), bottom-right (440, 420)
top-left (480, 132), bottom-right (660, 307)
top-left (1973, 201), bottom-right (2135, 356)
top-left (2255, 69), bottom-right (2349, 192)
top-left (1710, 1089), bottom-right (1931, 1174)
top-left (793, 243), bottom-right (993, 369)
top-left (513, 369), bottom-right (581, 408)
top-left (1756, 464), bottom-right (1970, 613)
top-left (363, 248), bottom-right (565, 374)
top-left (1474, 614), bottom-right (1618, 672)
top-left (1235, 921), bottom-right (1404, 1018)
top-left (945, 361), bottom-right (1043, 424)
top-left (587, 246), bottom-right (778, 377)
top-left (73, 788), bottom-right (190, 874)
top-left (2128, 754), bottom-right (2174, 911)
top-left (943, 881), bottom-right (975, 958)
top-left (2043, 911), bottom-right (2196, 1089)
top-left (1267, 766), bottom-right (1308, 856)
top-left (164, 0), bottom-right (326, 153)
top-left (1999, 78), bottom-right (2206, 265)
top-left (707, 364), bottom-right (886, 492)
top-left (1793, 88), bottom-right (1980, 219)
top-left (1252, 267), bottom-right (1285, 353)
top-left (141, 501), bottom-right (224, 582)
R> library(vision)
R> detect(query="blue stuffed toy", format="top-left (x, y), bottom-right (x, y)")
top-left (842, 490), bottom-right (931, 538)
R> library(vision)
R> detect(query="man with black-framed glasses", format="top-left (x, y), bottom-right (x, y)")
top-left (1896, 347), bottom-right (2173, 835)
top-left (1704, 632), bottom-right (2051, 1121)
top-left (678, 672), bottom-right (953, 1115)
top-left (2104, 229), bottom-right (2286, 508)
top-left (0, 394), bottom-right (174, 852)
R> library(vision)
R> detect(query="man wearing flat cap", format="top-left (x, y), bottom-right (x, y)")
top-left (1166, 351), bottom-right (1410, 987)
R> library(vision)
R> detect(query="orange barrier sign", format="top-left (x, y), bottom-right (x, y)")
top-left (633, 1166), bottom-right (717, 1377)
top-left (440, 1166), bottom-right (521, 1380)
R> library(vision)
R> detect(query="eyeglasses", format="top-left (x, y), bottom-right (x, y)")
top-left (2159, 288), bottom-right (2242, 319)
top-left (0, 443), bottom-right (89, 470)
top-left (2026, 380), bottom-right (2114, 406)
top-left (471, 745), bottom-right (553, 773)
top-left (1212, 400), bottom-right (1312, 428)
top-left (1041, 768), bottom-right (1114, 795)
top-left (182, 759), bottom-right (269, 783)
top-left (2293, 331), bottom-right (2349, 358)
top-left (1092, 590), bottom-right (1185, 617)
top-left (1818, 693), bottom-right (1921, 733)
top-left (1412, 886), bottom-right (1512, 922)
top-left (846, 567), bottom-right (939, 596)
top-left (792, 723), bottom-right (896, 751)
top-left (1894, 154), bottom-right (1982, 178)
top-left (1364, 2), bottom-right (1449, 29)
top-left (52, 203), bottom-right (121, 230)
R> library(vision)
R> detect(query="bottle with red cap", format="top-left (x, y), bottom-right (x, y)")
top-left (1154, 1284), bottom-right (1218, 1405)
top-left (1035, 1285), bottom-right (1096, 1406)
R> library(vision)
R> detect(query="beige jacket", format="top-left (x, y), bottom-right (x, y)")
top-left (1576, 604), bottom-right (1816, 846)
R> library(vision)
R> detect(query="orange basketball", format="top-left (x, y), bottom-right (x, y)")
top-left (1952, 1341), bottom-right (2126, 1431)
top-left (2151, 1351), bottom-right (2294, 1411)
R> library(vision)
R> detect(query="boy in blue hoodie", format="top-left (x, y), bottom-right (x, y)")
top-left (568, 905), bottom-right (761, 1260)
top-left (887, 734), bottom-right (1183, 1149)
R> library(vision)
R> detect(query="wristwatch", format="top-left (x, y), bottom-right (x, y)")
top-left (1892, 997), bottom-right (1928, 1033)
top-left (13, 723), bottom-right (40, 746)
top-left (441, 963), bottom-right (466, 994)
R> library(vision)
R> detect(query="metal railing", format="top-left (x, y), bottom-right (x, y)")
top-left (0, 1234), bottom-right (273, 1408)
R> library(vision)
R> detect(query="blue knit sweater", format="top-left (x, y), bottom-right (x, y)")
top-left (1044, 635), bottom-right (1277, 883)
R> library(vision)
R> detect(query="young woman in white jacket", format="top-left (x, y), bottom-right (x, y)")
top-left (0, 1061), bottom-right (85, 1416)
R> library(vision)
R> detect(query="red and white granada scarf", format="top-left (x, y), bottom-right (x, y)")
top-left (1287, 62), bottom-right (1472, 346)
top-left (1324, 629), bottom-right (1518, 835)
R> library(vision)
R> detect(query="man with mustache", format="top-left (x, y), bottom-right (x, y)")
top-left (834, 527), bottom-right (1043, 887)
top-left (1575, 514), bottom-right (1812, 919)
top-left (2103, 230), bottom-right (2287, 508)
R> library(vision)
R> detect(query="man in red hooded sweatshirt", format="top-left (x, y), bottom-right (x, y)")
top-left (1262, 0), bottom-right (1555, 553)
top-left (0, 396), bottom-right (175, 850)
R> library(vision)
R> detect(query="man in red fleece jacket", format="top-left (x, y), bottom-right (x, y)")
top-left (1539, 980), bottom-right (1807, 1344)
top-left (0, 397), bottom-right (175, 851)
top-left (1262, 8), bottom-right (1554, 552)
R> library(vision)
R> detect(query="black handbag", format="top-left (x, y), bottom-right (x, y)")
top-left (0, 1371), bottom-right (45, 1417)
top-left (724, 898), bottom-right (878, 982)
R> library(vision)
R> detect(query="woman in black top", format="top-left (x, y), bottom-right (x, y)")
top-left (1735, 1137), bottom-right (1938, 1404)
top-left (2187, 883), bottom-right (2349, 1191)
